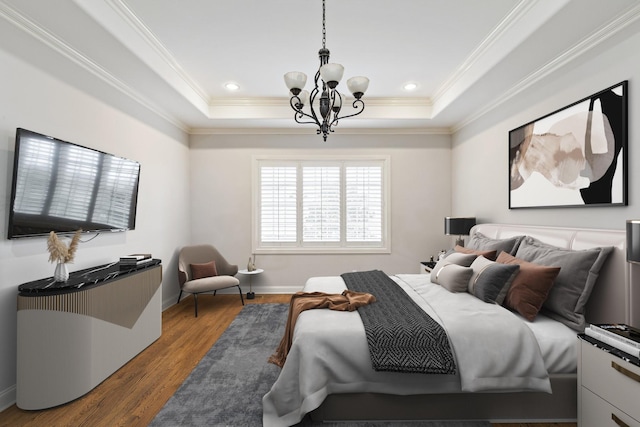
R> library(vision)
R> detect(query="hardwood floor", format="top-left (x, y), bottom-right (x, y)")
top-left (0, 294), bottom-right (576, 427)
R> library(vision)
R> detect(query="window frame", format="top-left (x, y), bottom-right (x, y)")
top-left (252, 155), bottom-right (390, 254)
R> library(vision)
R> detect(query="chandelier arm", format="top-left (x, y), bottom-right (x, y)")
top-left (287, 90), bottom-right (325, 127)
top-left (328, 99), bottom-right (365, 127)
top-left (295, 108), bottom-right (320, 125)
top-left (307, 85), bottom-right (323, 124)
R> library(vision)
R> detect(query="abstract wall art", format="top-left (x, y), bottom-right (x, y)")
top-left (509, 81), bottom-right (628, 209)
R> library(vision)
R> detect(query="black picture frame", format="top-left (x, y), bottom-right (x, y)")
top-left (509, 81), bottom-right (628, 209)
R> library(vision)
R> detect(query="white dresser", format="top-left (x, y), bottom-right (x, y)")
top-left (578, 336), bottom-right (640, 426)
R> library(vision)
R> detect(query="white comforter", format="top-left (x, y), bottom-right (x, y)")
top-left (263, 274), bottom-right (552, 427)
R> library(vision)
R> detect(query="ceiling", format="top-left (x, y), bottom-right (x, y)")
top-left (1, 0), bottom-right (640, 134)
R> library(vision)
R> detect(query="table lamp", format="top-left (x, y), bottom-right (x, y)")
top-left (444, 217), bottom-right (476, 247)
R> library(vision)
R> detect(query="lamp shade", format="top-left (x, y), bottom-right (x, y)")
top-left (444, 217), bottom-right (476, 236)
top-left (284, 72), bottom-right (307, 92)
top-left (347, 76), bottom-right (369, 98)
top-left (319, 63), bottom-right (344, 88)
top-left (627, 220), bottom-right (640, 263)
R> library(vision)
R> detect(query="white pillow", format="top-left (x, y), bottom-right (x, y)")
top-left (431, 261), bottom-right (474, 293)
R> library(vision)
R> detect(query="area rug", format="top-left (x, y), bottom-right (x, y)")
top-left (149, 303), bottom-right (491, 427)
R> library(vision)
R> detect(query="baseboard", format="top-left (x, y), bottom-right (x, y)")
top-left (0, 384), bottom-right (16, 412)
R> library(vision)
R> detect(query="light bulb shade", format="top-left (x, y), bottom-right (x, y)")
top-left (627, 220), bottom-right (640, 263)
top-left (347, 76), bottom-right (369, 98)
top-left (444, 217), bottom-right (476, 236)
top-left (284, 72), bottom-right (307, 94)
top-left (297, 90), bottom-right (309, 107)
top-left (320, 63), bottom-right (344, 88)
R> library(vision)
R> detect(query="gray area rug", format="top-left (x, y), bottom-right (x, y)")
top-left (150, 303), bottom-right (491, 427)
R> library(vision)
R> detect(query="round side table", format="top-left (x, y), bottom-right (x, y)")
top-left (237, 268), bottom-right (264, 299)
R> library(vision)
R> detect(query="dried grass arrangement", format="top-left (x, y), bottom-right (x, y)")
top-left (47, 230), bottom-right (82, 264)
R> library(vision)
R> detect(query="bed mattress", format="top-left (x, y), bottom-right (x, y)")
top-left (263, 273), bottom-right (576, 427)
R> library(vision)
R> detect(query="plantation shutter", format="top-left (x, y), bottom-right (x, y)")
top-left (346, 165), bottom-right (383, 242)
top-left (303, 166), bottom-right (340, 242)
top-left (260, 166), bottom-right (297, 242)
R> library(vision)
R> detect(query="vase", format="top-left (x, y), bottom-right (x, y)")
top-left (54, 262), bottom-right (69, 282)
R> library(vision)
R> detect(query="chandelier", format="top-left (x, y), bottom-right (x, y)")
top-left (284, 0), bottom-right (369, 141)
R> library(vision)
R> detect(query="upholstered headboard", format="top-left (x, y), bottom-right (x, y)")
top-left (471, 223), bottom-right (638, 328)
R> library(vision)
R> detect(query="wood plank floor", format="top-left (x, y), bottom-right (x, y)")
top-left (0, 294), bottom-right (576, 427)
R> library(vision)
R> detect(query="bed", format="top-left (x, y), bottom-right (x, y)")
top-left (263, 223), bottom-right (634, 426)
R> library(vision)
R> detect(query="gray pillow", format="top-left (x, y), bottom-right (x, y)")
top-left (468, 256), bottom-right (520, 304)
top-left (467, 232), bottom-right (525, 256)
top-left (431, 261), bottom-right (474, 293)
top-left (515, 236), bottom-right (613, 331)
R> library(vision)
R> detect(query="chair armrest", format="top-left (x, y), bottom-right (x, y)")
top-left (178, 270), bottom-right (188, 286)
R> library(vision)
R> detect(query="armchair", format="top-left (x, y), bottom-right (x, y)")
top-left (177, 244), bottom-right (244, 316)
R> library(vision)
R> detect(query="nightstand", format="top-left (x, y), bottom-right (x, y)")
top-left (578, 334), bottom-right (640, 426)
top-left (419, 261), bottom-right (436, 274)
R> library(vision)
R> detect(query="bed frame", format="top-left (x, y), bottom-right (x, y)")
top-left (309, 223), bottom-right (636, 422)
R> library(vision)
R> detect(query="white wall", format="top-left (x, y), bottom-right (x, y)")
top-left (188, 133), bottom-right (454, 293)
top-left (0, 49), bottom-right (192, 410)
top-left (451, 30), bottom-right (640, 229)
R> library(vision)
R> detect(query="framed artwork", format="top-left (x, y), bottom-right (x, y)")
top-left (509, 81), bottom-right (628, 209)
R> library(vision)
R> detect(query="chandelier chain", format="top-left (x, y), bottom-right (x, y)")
top-left (322, 0), bottom-right (326, 49)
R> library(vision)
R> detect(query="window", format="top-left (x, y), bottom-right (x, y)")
top-left (253, 156), bottom-right (390, 254)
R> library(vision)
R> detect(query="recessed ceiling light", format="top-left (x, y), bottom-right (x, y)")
top-left (225, 82), bottom-right (240, 91)
top-left (403, 82), bottom-right (418, 91)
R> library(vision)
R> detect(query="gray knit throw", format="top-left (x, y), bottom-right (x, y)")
top-left (341, 270), bottom-right (456, 374)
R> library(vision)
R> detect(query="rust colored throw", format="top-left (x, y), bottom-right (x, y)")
top-left (268, 290), bottom-right (376, 368)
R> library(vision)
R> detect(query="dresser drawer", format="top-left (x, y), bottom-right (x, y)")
top-left (581, 342), bottom-right (640, 421)
top-left (581, 387), bottom-right (639, 427)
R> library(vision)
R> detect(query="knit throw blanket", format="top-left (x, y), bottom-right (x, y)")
top-left (341, 270), bottom-right (456, 374)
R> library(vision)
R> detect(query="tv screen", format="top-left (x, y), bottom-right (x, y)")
top-left (8, 128), bottom-right (141, 239)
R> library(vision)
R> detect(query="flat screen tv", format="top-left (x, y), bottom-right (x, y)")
top-left (8, 128), bottom-right (141, 239)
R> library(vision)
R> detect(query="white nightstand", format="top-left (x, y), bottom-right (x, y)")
top-left (237, 268), bottom-right (264, 299)
top-left (419, 262), bottom-right (435, 274)
top-left (578, 335), bottom-right (640, 426)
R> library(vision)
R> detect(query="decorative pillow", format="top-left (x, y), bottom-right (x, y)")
top-left (190, 260), bottom-right (218, 280)
top-left (467, 232), bottom-right (525, 256)
top-left (431, 252), bottom-right (477, 280)
top-left (467, 256), bottom-right (520, 304)
top-left (496, 252), bottom-right (561, 321)
top-left (455, 245), bottom-right (498, 261)
top-left (443, 251), bottom-right (478, 266)
top-left (431, 261), bottom-right (474, 293)
top-left (514, 236), bottom-right (613, 331)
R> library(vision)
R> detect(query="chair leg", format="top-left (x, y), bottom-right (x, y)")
top-left (177, 290), bottom-right (183, 305)
top-left (238, 285), bottom-right (245, 305)
top-left (194, 293), bottom-right (198, 317)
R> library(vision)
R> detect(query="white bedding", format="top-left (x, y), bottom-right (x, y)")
top-left (263, 273), bottom-right (571, 427)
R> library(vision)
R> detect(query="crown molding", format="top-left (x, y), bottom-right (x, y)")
top-left (188, 126), bottom-right (451, 136)
top-left (100, 0), bottom-right (210, 104)
top-left (208, 97), bottom-right (431, 107)
top-left (0, 1), bottom-right (189, 133)
top-left (452, 2), bottom-right (640, 133)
